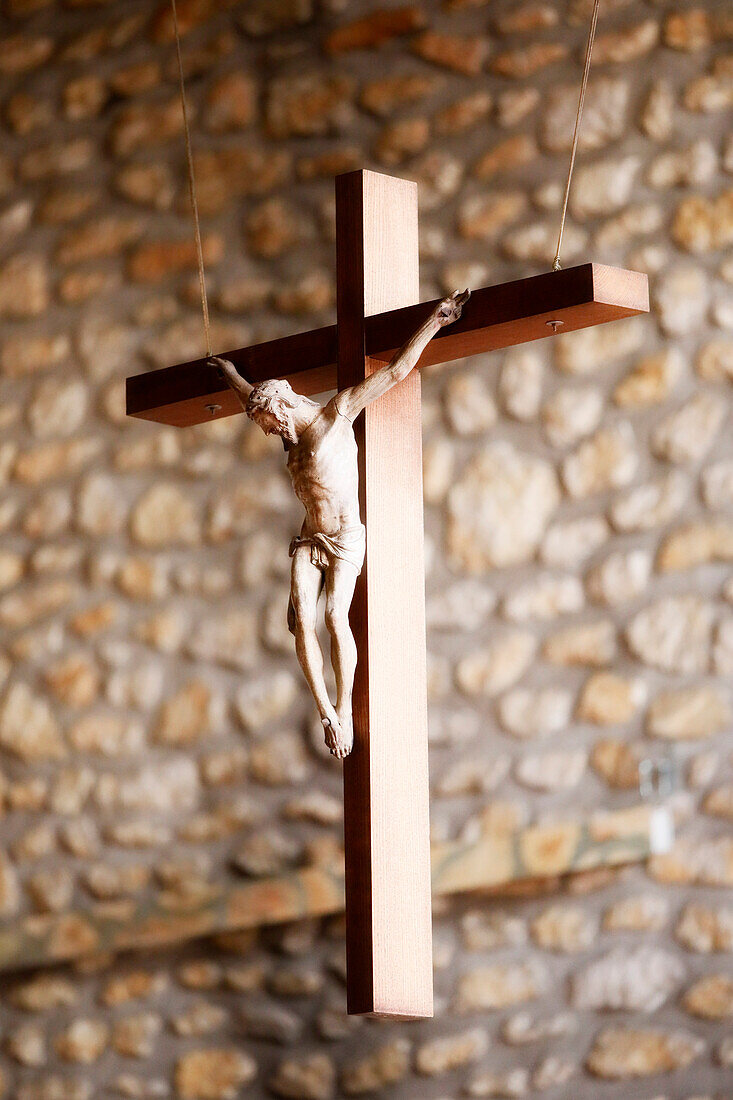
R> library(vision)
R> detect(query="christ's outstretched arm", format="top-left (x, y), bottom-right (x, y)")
top-left (332, 290), bottom-right (469, 422)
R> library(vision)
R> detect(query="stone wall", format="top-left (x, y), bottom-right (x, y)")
top-left (0, 0), bottom-right (732, 1096)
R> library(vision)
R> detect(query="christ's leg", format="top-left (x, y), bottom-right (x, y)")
top-left (290, 548), bottom-right (342, 746)
top-left (324, 559), bottom-right (359, 758)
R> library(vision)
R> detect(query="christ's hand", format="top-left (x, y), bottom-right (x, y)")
top-left (434, 289), bottom-right (470, 327)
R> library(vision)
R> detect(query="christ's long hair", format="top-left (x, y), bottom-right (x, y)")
top-left (245, 379), bottom-right (319, 445)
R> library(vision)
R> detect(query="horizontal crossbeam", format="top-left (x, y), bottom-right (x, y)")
top-left (127, 263), bottom-right (648, 427)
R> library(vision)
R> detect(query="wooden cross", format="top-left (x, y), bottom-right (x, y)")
top-left (127, 169), bottom-right (648, 1018)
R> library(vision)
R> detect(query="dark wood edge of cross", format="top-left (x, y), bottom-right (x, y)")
top-left (126, 261), bottom-right (649, 427)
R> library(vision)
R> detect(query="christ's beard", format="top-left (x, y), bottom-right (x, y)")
top-left (281, 416), bottom-right (298, 445)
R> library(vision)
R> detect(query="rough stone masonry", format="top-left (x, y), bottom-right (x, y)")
top-left (0, 0), bottom-right (732, 1097)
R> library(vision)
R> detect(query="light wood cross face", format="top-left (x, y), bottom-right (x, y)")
top-left (127, 169), bottom-right (648, 1019)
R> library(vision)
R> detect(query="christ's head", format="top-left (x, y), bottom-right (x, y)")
top-left (245, 379), bottom-right (318, 445)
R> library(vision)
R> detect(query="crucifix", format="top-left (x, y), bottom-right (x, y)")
top-left (127, 167), bottom-right (648, 1018)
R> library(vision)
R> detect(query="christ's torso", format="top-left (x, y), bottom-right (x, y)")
top-left (287, 405), bottom-right (360, 536)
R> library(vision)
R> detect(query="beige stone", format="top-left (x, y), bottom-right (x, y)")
top-left (175, 1049), bottom-right (257, 1100)
top-left (186, 609), bottom-right (258, 670)
top-left (266, 72), bottom-right (353, 138)
top-left (574, 947), bottom-right (684, 1012)
top-left (131, 484), bottom-right (200, 547)
top-left (465, 1067), bottom-right (530, 1097)
top-left (586, 548), bottom-right (651, 605)
top-left (614, 348), bottom-right (683, 407)
top-left (571, 156), bottom-right (640, 219)
top-left (437, 90), bottom-right (493, 133)
top-left (590, 739), bottom-right (640, 790)
top-left (501, 220), bottom-right (587, 265)
top-left (448, 442), bottom-right (559, 571)
top-left (154, 681), bottom-right (220, 746)
top-left (412, 29), bottom-right (488, 75)
top-left (444, 373), bottom-right (497, 436)
top-left (502, 574), bottom-right (583, 622)
top-left (9, 974), bottom-right (78, 1012)
top-left (458, 191), bottom-right (526, 241)
top-left (0, 683), bottom-right (65, 761)
top-left (672, 189), bottom-right (733, 253)
top-left (647, 686), bottom-right (730, 741)
top-left (498, 687), bottom-right (573, 740)
top-left (269, 1054), bottom-right (334, 1100)
top-left (604, 895), bottom-right (668, 932)
top-left (627, 596), bottom-right (713, 674)
top-left (474, 134), bottom-right (537, 179)
top-left (341, 1040), bottom-right (410, 1095)
top-left (14, 438), bottom-right (102, 485)
top-left (587, 1027), bottom-right (703, 1078)
top-left (541, 76), bottom-right (628, 152)
top-left (703, 785), bottom-right (733, 822)
top-left (194, 148), bottom-right (291, 216)
top-left (55, 1020), bottom-right (109, 1064)
top-left (640, 79), bottom-right (674, 140)
top-left (498, 347), bottom-right (543, 421)
top-left (515, 750), bottom-right (587, 791)
top-left (654, 265), bottom-right (711, 337)
top-left (235, 672), bottom-right (297, 732)
top-left (650, 836), bottom-right (733, 887)
top-left (610, 471), bottom-right (689, 532)
top-left (100, 970), bottom-right (167, 1008)
top-left (456, 961), bottom-right (546, 1012)
top-left (675, 903), bottom-right (733, 952)
top-left (577, 672), bottom-right (645, 725)
top-left (592, 19), bottom-right (660, 63)
top-left (0, 253), bottom-right (49, 318)
top-left (45, 654), bottom-right (100, 708)
top-left (563, 422), bottom-right (638, 498)
top-left (541, 516), bottom-right (609, 566)
top-left (555, 317), bottom-right (645, 374)
top-left (249, 731), bottom-right (309, 786)
top-left (416, 1029), bottom-right (487, 1075)
top-left (665, 8), bottom-right (713, 50)
top-left (491, 42), bottom-right (566, 78)
top-left (657, 521), bottom-right (733, 571)
top-left (111, 1013), bottom-right (162, 1059)
top-left (456, 631), bottom-right (536, 696)
top-left (531, 905), bottom-right (596, 952)
top-left (0, 551), bottom-right (23, 591)
top-left (542, 386), bottom-right (602, 449)
top-left (683, 975), bottom-right (733, 1020)
top-left (0, 854), bottom-right (20, 917)
top-left (543, 620), bottom-right (616, 667)
top-left (699, 457), bottom-right (730, 508)
top-left (5, 1022), bottom-right (46, 1066)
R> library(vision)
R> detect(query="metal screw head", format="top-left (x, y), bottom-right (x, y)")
top-left (546, 319), bottom-right (564, 334)
top-left (205, 403), bottom-right (221, 416)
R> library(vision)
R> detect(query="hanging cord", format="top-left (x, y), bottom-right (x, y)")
top-left (171, 0), bottom-right (212, 356)
top-left (552, 0), bottom-right (601, 272)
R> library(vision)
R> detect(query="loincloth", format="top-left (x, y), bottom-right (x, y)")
top-left (288, 524), bottom-right (365, 574)
top-left (287, 525), bottom-right (365, 634)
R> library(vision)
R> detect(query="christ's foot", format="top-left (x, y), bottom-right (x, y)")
top-left (322, 715), bottom-right (353, 759)
top-left (435, 289), bottom-right (470, 326)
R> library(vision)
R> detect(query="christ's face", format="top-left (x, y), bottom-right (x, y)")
top-left (248, 398), bottom-right (298, 444)
top-left (250, 404), bottom-right (284, 436)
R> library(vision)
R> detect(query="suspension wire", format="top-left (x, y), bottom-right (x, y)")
top-left (171, 0), bottom-right (212, 356)
top-left (552, 0), bottom-right (602, 272)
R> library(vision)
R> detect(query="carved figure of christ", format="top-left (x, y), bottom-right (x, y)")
top-left (211, 290), bottom-right (468, 758)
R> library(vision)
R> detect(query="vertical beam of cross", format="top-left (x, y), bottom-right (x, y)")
top-left (335, 170), bottom-right (433, 1018)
